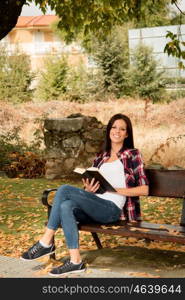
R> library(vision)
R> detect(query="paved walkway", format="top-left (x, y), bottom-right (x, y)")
top-left (0, 255), bottom-right (134, 278)
top-left (1, 245), bottom-right (185, 278)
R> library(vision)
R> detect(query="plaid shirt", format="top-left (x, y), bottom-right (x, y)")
top-left (92, 148), bottom-right (149, 222)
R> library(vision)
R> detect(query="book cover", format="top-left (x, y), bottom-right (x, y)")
top-left (74, 167), bottom-right (117, 194)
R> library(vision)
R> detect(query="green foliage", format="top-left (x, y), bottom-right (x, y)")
top-left (131, 0), bottom-right (172, 28)
top-left (1, 1), bottom-right (183, 65)
top-left (27, 1), bottom-right (185, 71)
top-left (36, 55), bottom-right (101, 102)
top-left (127, 44), bottom-right (166, 102)
top-left (164, 31), bottom-right (185, 69)
top-left (29, 0), bottom-right (174, 43)
top-left (35, 55), bottom-right (68, 101)
top-left (0, 45), bottom-right (34, 103)
top-left (166, 89), bottom-right (185, 101)
top-left (170, 11), bottom-right (185, 25)
top-left (64, 63), bottom-right (95, 103)
top-left (83, 27), bottom-right (129, 99)
top-left (164, 76), bottom-right (185, 84)
top-left (35, 30), bottom-right (169, 103)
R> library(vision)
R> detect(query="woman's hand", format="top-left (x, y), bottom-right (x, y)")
top-left (82, 178), bottom-right (100, 193)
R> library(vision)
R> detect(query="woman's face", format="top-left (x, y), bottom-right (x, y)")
top-left (109, 119), bottom-right (128, 146)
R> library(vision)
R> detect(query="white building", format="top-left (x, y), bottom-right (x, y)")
top-left (0, 15), bottom-right (87, 71)
top-left (129, 24), bottom-right (185, 77)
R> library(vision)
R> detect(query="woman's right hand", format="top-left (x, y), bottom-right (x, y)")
top-left (82, 178), bottom-right (100, 193)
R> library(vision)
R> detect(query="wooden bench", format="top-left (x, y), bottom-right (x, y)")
top-left (41, 169), bottom-right (185, 256)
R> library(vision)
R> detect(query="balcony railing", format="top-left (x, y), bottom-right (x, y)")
top-left (0, 41), bottom-right (83, 56)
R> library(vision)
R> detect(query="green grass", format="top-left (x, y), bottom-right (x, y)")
top-left (0, 176), bottom-right (82, 235)
top-left (140, 195), bottom-right (183, 225)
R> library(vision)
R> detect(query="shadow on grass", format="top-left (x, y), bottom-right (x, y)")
top-left (80, 244), bottom-right (185, 277)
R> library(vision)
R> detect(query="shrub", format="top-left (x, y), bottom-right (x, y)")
top-left (35, 53), bottom-right (103, 103)
top-left (3, 151), bottom-right (46, 178)
top-left (165, 89), bottom-right (185, 102)
top-left (0, 45), bottom-right (34, 103)
top-left (0, 127), bottom-right (25, 170)
top-left (0, 126), bottom-right (46, 178)
top-left (83, 26), bottom-right (129, 99)
top-left (63, 63), bottom-right (92, 102)
top-left (35, 55), bottom-right (68, 101)
top-left (126, 44), bottom-right (166, 102)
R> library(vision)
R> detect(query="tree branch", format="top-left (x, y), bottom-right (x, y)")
top-left (174, 1), bottom-right (185, 16)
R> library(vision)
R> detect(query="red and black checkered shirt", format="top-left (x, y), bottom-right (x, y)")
top-left (92, 148), bottom-right (149, 222)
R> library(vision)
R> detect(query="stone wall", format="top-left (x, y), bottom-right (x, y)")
top-left (44, 113), bottom-right (106, 179)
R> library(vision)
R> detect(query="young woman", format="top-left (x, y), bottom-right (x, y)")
top-left (21, 113), bottom-right (149, 276)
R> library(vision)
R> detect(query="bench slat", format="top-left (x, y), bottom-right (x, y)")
top-left (128, 221), bottom-right (185, 233)
top-left (78, 223), bottom-right (185, 244)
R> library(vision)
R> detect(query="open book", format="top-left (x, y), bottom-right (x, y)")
top-left (74, 167), bottom-right (116, 194)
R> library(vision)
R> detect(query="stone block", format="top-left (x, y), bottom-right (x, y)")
top-left (44, 117), bottom-right (84, 132)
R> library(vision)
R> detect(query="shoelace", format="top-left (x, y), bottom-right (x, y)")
top-left (58, 260), bottom-right (74, 272)
top-left (30, 243), bottom-right (42, 255)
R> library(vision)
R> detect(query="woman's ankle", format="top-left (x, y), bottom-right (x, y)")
top-left (40, 228), bottom-right (55, 246)
top-left (39, 240), bottom-right (52, 248)
top-left (69, 249), bottom-right (82, 264)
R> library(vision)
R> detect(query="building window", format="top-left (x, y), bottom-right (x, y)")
top-left (34, 30), bottom-right (43, 43)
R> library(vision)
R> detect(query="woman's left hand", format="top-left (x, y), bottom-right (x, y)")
top-left (82, 178), bottom-right (100, 193)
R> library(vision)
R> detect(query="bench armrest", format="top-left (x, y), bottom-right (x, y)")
top-left (41, 188), bottom-right (58, 208)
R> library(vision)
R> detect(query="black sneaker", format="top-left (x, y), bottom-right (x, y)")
top-left (20, 241), bottom-right (55, 261)
top-left (49, 260), bottom-right (86, 277)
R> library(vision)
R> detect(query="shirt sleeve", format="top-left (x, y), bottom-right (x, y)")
top-left (132, 149), bottom-right (149, 186)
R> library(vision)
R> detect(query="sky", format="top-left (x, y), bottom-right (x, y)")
top-left (21, 3), bottom-right (54, 16)
top-left (21, 1), bottom-right (185, 16)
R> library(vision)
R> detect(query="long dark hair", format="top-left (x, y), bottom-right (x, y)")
top-left (104, 114), bottom-right (134, 152)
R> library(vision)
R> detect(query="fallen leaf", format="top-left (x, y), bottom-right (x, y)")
top-left (159, 225), bottom-right (167, 229)
top-left (130, 228), bottom-right (137, 231)
top-left (130, 227), bottom-right (149, 232)
top-left (112, 226), bottom-right (121, 229)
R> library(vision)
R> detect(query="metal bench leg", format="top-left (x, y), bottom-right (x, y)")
top-left (91, 232), bottom-right (103, 249)
top-left (50, 236), bottom-right (56, 260)
top-left (180, 199), bottom-right (185, 226)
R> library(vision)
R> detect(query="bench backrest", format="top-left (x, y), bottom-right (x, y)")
top-left (145, 169), bottom-right (185, 198)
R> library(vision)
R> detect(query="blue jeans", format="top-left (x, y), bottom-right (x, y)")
top-left (47, 184), bottom-right (121, 249)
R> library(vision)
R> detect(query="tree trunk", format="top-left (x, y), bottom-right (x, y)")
top-left (0, 0), bottom-right (26, 40)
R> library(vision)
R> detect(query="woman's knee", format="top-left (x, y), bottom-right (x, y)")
top-left (57, 184), bottom-right (72, 196)
top-left (53, 184), bottom-right (71, 205)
